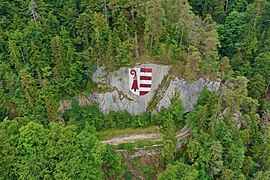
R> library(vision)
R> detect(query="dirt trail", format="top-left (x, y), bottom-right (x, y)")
top-left (102, 125), bottom-right (190, 145)
top-left (102, 133), bottom-right (162, 145)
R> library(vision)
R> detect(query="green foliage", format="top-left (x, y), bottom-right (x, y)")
top-left (161, 120), bottom-right (177, 165)
top-left (253, 52), bottom-right (270, 84)
top-left (159, 159), bottom-right (199, 180)
top-left (152, 97), bottom-right (185, 129)
top-left (1, 0), bottom-right (270, 179)
top-left (64, 103), bottom-right (154, 131)
top-left (144, 0), bottom-right (165, 50)
top-left (17, 121), bottom-right (49, 179)
top-left (189, 0), bottom-right (226, 23)
top-left (102, 145), bottom-right (125, 178)
top-left (218, 57), bottom-right (234, 81)
top-left (218, 10), bottom-right (246, 57)
top-left (248, 74), bottom-right (266, 99)
top-left (0, 0), bottom-right (229, 123)
top-left (176, 75), bottom-right (266, 179)
top-left (0, 118), bottom-right (105, 179)
top-left (118, 143), bottom-right (135, 152)
top-left (184, 46), bottom-right (201, 81)
top-left (0, 117), bottom-right (29, 179)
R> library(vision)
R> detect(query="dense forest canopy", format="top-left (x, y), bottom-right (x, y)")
top-left (0, 0), bottom-right (270, 179)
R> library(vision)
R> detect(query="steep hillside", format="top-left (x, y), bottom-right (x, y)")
top-left (60, 64), bottom-right (220, 115)
top-left (0, 0), bottom-right (270, 179)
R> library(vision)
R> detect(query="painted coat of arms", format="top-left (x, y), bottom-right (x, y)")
top-left (129, 68), bottom-right (152, 96)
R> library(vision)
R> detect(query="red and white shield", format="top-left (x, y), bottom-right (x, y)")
top-left (129, 68), bottom-right (152, 96)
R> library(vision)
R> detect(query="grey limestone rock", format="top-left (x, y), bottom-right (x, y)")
top-left (88, 64), bottom-right (170, 115)
top-left (157, 78), bottom-right (221, 112)
top-left (87, 64), bottom-right (220, 115)
top-left (92, 66), bottom-right (107, 83)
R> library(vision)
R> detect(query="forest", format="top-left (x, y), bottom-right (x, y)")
top-left (0, 0), bottom-right (270, 179)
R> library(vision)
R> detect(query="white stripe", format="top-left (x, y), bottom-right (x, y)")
top-left (139, 72), bottom-right (152, 77)
top-left (140, 87), bottom-right (151, 91)
top-left (140, 80), bottom-right (152, 84)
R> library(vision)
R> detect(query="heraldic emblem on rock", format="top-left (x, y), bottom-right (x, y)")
top-left (129, 68), bottom-right (152, 96)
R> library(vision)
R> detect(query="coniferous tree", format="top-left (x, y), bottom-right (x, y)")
top-left (90, 12), bottom-right (110, 65)
top-left (144, 0), bottom-right (165, 50)
top-left (75, 13), bottom-right (92, 50)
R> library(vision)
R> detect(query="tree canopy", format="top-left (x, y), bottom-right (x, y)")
top-left (0, 0), bottom-right (270, 179)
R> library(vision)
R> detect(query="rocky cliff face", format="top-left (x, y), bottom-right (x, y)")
top-left (83, 64), bottom-right (221, 115)
top-left (88, 64), bottom-right (170, 114)
top-left (157, 77), bottom-right (220, 112)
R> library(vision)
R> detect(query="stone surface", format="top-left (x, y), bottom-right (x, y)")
top-left (157, 77), bottom-right (221, 112)
top-left (85, 64), bottom-right (220, 115)
top-left (88, 64), bottom-right (170, 115)
top-left (92, 66), bottom-right (107, 83)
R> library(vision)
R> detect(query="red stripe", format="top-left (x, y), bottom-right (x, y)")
top-left (140, 91), bottom-right (149, 96)
top-left (140, 76), bottom-right (152, 80)
top-left (140, 84), bottom-right (151, 88)
top-left (140, 68), bottom-right (152, 72)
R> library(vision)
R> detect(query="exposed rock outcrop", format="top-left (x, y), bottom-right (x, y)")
top-left (92, 66), bottom-right (107, 83)
top-left (60, 64), bottom-right (221, 115)
top-left (86, 64), bottom-right (221, 115)
top-left (88, 64), bottom-right (171, 115)
top-left (157, 77), bottom-right (220, 112)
